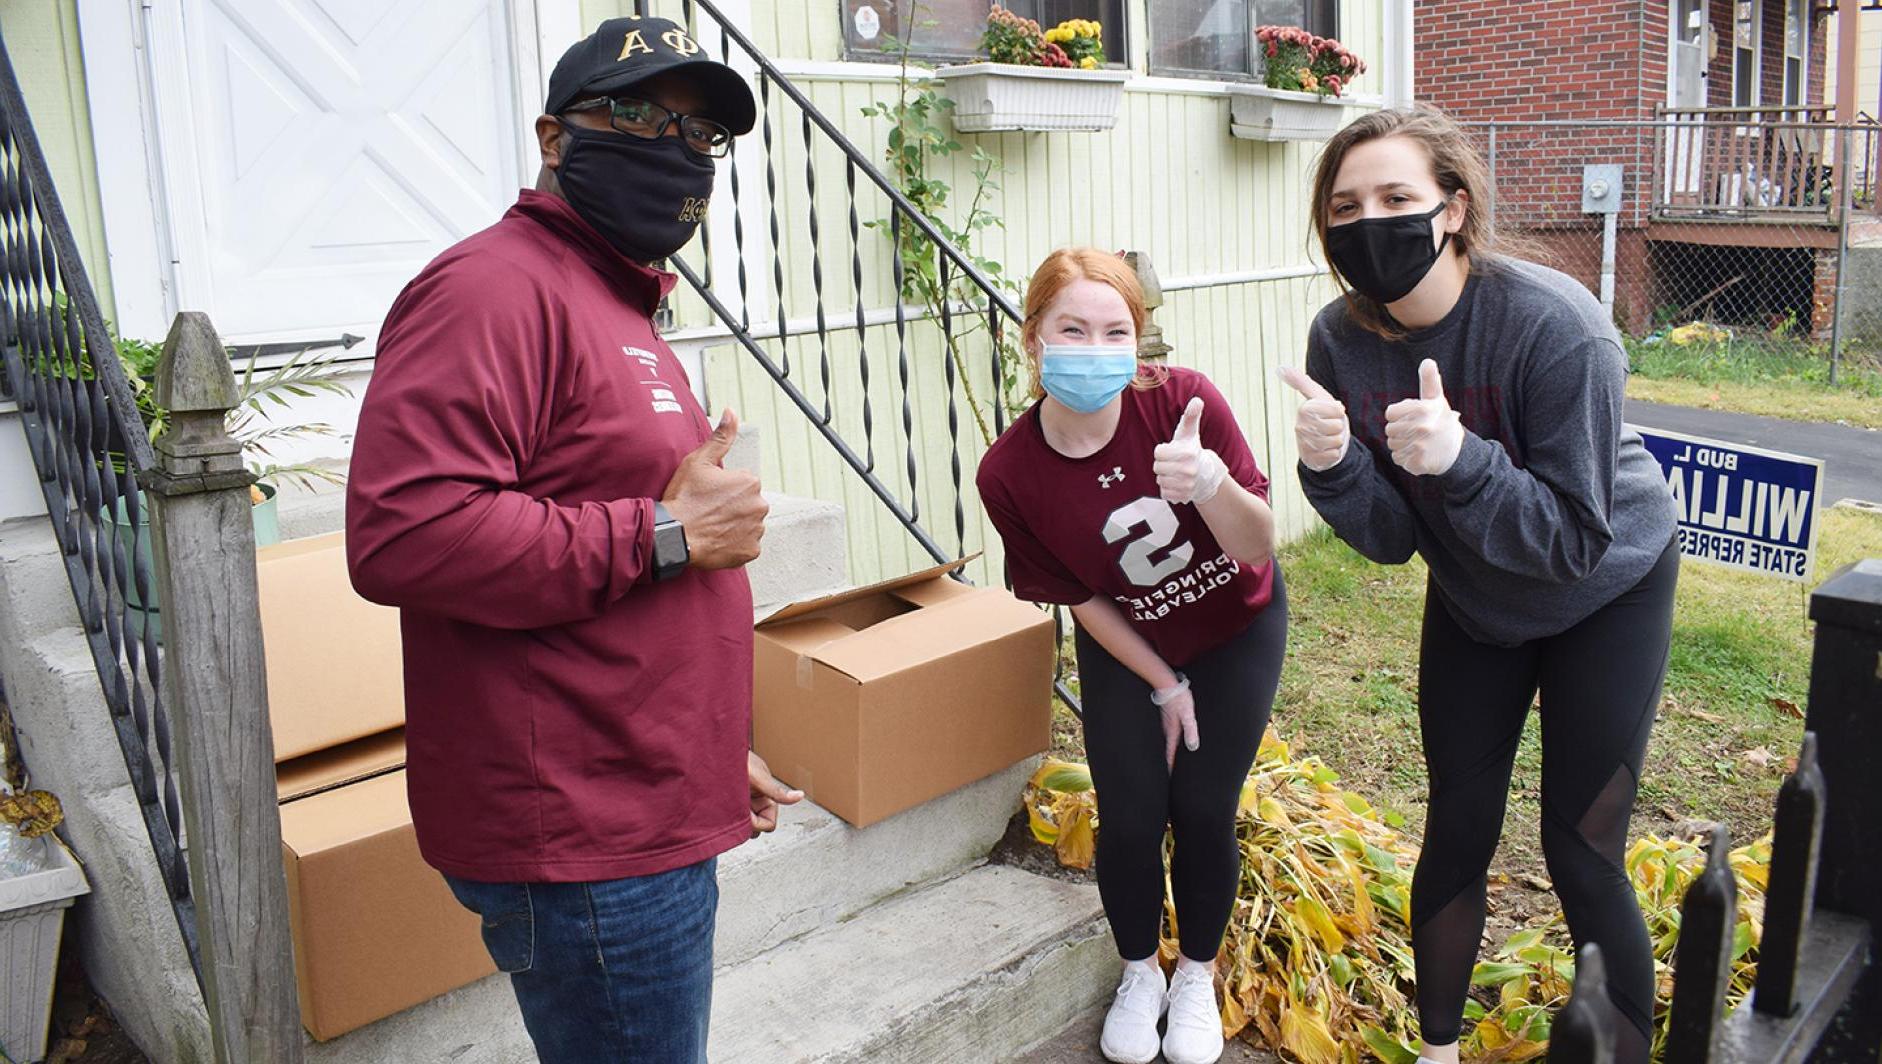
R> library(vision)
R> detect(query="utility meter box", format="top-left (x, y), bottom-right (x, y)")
top-left (1582, 164), bottom-right (1624, 214)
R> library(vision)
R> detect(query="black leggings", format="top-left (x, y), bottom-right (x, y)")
top-left (1075, 569), bottom-right (1288, 963)
top-left (1412, 541), bottom-right (1678, 1063)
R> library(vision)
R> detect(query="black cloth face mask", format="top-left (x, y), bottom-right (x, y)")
top-left (556, 120), bottom-right (715, 263)
top-left (1325, 198), bottom-right (1454, 305)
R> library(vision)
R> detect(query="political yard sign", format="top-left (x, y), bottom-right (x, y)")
top-left (1631, 426), bottom-right (1824, 582)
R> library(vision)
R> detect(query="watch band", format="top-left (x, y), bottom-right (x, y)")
top-left (650, 502), bottom-right (689, 582)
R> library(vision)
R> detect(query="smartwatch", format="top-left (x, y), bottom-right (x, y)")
top-left (650, 502), bottom-right (690, 582)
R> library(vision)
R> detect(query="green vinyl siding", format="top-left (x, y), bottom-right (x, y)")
top-left (1, 0), bottom-right (115, 317)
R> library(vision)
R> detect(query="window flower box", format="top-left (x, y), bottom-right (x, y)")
top-left (935, 62), bottom-right (1130, 133)
top-left (1226, 84), bottom-right (1348, 142)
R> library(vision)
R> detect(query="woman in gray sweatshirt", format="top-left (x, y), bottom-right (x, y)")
top-left (1279, 107), bottom-right (1679, 1064)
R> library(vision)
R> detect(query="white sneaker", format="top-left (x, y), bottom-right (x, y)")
top-left (1161, 964), bottom-right (1225, 1064)
top-left (1099, 962), bottom-right (1166, 1064)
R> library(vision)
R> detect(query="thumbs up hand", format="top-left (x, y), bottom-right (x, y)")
top-left (1277, 366), bottom-right (1351, 473)
top-left (1382, 360), bottom-right (1465, 476)
top-left (1153, 397), bottom-right (1229, 506)
top-left (661, 408), bottom-right (769, 570)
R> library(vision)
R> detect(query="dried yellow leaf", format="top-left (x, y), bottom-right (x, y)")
top-left (1054, 807), bottom-right (1095, 869)
top-left (1296, 896), bottom-right (1345, 953)
top-left (1279, 1003), bottom-right (1342, 1064)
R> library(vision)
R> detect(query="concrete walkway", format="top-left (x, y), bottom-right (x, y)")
top-left (1625, 399), bottom-right (1882, 505)
top-left (1014, 1007), bottom-right (1282, 1063)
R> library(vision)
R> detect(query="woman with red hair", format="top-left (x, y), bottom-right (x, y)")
top-left (976, 247), bottom-right (1286, 1064)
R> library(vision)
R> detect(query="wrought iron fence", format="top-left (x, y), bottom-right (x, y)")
top-left (0, 36), bottom-right (201, 981)
top-left (1469, 117), bottom-right (1882, 386)
top-left (1547, 562), bottom-right (1880, 1063)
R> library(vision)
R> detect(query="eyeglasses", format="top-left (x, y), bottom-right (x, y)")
top-left (563, 95), bottom-right (733, 158)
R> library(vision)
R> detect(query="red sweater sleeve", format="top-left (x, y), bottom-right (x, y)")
top-left (345, 255), bottom-right (654, 629)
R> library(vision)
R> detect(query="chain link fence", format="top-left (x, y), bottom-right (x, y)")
top-left (1466, 115), bottom-right (1882, 385)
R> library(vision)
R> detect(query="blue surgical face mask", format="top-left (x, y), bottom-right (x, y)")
top-left (1039, 344), bottom-right (1139, 414)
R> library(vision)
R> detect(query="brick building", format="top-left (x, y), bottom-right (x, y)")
top-left (1412, 0), bottom-right (1872, 336)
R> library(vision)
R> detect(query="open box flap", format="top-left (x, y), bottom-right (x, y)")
top-left (276, 730), bottom-right (407, 804)
top-left (809, 588), bottom-right (1050, 684)
top-left (755, 553), bottom-right (980, 627)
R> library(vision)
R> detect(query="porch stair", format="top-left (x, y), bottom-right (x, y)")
top-left (0, 426), bottom-right (1114, 1064)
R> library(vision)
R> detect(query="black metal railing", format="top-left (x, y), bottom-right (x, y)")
top-left (0, 37), bottom-right (201, 980)
top-left (1547, 560), bottom-right (1881, 1063)
top-left (637, 1), bottom-right (1088, 710)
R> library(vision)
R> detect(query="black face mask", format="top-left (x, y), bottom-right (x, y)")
top-left (556, 120), bottom-right (715, 263)
top-left (1325, 198), bottom-right (1454, 305)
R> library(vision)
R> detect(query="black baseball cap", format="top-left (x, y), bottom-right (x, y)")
top-left (545, 17), bottom-right (757, 135)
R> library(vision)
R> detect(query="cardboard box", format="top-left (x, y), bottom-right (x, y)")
top-left (278, 763), bottom-right (494, 1041)
top-left (258, 532), bottom-right (404, 761)
top-left (752, 560), bottom-right (1057, 827)
top-left (258, 535), bottom-right (492, 1041)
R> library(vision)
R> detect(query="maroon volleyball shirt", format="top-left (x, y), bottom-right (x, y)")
top-left (975, 368), bottom-right (1275, 668)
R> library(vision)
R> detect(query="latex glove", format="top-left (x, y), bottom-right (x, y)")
top-left (1153, 397), bottom-right (1228, 505)
top-left (1383, 360), bottom-right (1466, 476)
top-left (1153, 674), bottom-right (1198, 772)
top-left (1277, 366), bottom-right (1351, 472)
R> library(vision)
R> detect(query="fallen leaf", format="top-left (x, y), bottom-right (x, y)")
top-left (1739, 746), bottom-right (1780, 771)
top-left (1521, 874), bottom-right (1553, 892)
top-left (1769, 697), bottom-right (1804, 719)
top-left (1682, 707), bottom-right (1725, 723)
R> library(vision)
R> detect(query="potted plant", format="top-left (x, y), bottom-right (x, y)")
top-left (1226, 25), bottom-right (1367, 142)
top-left (934, 7), bottom-right (1128, 134)
top-left (107, 335), bottom-right (355, 642)
top-left (1, 788), bottom-right (89, 1064)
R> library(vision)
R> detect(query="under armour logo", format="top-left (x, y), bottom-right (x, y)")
top-left (1098, 467), bottom-right (1126, 489)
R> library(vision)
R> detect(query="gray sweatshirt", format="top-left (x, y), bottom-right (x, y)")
top-left (1299, 258), bottom-right (1677, 646)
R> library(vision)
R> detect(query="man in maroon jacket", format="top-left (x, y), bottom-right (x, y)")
top-left (345, 17), bottom-right (799, 1061)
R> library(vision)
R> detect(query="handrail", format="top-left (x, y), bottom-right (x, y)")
top-left (0, 33), bottom-right (201, 981)
top-left (683, 0), bottom-right (1024, 326)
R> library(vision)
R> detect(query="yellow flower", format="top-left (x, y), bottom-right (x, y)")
top-left (1080, 55), bottom-right (1097, 68)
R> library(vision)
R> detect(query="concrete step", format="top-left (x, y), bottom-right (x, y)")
top-left (709, 864), bottom-right (1115, 1064)
top-left (716, 757), bottom-right (1036, 968)
top-left (307, 863), bottom-right (1114, 1064)
top-left (305, 757), bottom-right (1042, 1061)
top-left (1014, 1008), bottom-right (1283, 1064)
top-left (0, 614), bottom-right (211, 1062)
top-left (268, 461), bottom-right (848, 619)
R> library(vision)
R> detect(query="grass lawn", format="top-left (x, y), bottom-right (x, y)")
top-left (1047, 504), bottom-right (1882, 926)
top-left (1624, 334), bottom-right (1882, 430)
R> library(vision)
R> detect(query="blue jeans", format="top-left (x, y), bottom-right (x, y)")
top-left (445, 858), bottom-right (718, 1063)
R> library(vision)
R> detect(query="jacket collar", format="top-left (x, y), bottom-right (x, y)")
top-left (507, 189), bottom-right (679, 315)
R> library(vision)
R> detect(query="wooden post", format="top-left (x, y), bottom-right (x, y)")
top-left (1552, 943), bottom-right (1616, 1064)
top-left (1665, 824), bottom-right (1736, 1064)
top-left (1800, 558), bottom-right (1882, 1057)
top-left (138, 312), bottom-right (303, 1064)
top-left (1124, 251), bottom-right (1171, 363)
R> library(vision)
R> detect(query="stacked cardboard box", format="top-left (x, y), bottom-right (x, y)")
top-left (260, 533), bottom-right (492, 1041)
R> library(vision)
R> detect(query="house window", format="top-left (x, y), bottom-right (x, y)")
top-left (1782, 0), bottom-right (1807, 106)
top-left (1148, 0), bottom-right (1338, 79)
top-left (1731, 0), bottom-right (1761, 109)
top-left (842, 0), bottom-right (1127, 64)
